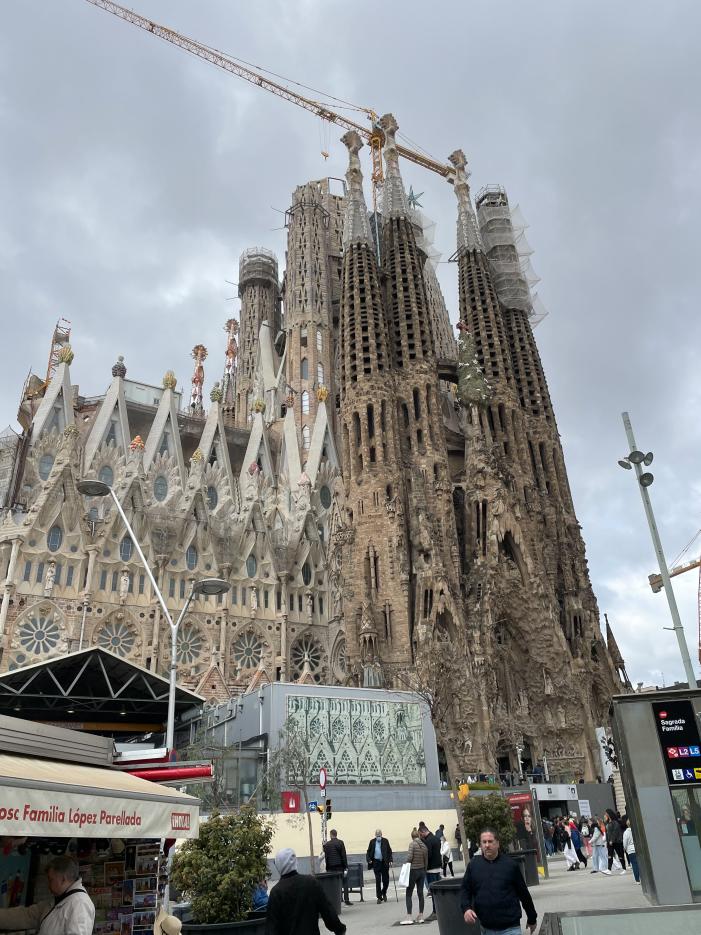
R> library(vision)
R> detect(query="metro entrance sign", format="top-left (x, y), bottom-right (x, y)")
top-left (653, 699), bottom-right (701, 784)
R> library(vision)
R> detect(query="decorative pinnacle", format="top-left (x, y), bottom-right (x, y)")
top-left (162, 370), bottom-right (177, 390)
top-left (111, 355), bottom-right (127, 378)
top-left (448, 148), bottom-right (482, 252)
top-left (379, 113), bottom-right (409, 218)
top-left (341, 131), bottom-right (372, 246)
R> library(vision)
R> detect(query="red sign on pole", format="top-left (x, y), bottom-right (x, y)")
top-left (281, 791), bottom-right (301, 813)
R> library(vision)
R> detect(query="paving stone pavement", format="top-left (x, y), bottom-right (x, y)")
top-left (334, 855), bottom-right (649, 934)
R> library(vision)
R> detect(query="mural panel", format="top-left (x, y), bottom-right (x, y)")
top-left (286, 694), bottom-right (426, 785)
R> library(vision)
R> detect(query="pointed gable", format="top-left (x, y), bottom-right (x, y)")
top-left (84, 358), bottom-right (131, 471)
top-left (31, 361), bottom-right (74, 438)
top-left (195, 662), bottom-right (231, 703)
top-left (143, 378), bottom-right (186, 486)
top-left (304, 400), bottom-right (340, 486)
top-left (239, 412), bottom-right (274, 490)
top-left (193, 398), bottom-right (236, 500)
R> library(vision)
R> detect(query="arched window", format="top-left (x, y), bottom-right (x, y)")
top-left (206, 485), bottom-right (218, 509)
top-left (153, 476), bottom-right (168, 501)
top-left (119, 536), bottom-right (133, 562)
top-left (246, 554), bottom-right (257, 578)
top-left (47, 525), bottom-right (63, 552)
top-left (302, 425), bottom-right (311, 450)
top-left (98, 465), bottom-right (114, 487)
top-left (317, 362), bottom-right (325, 385)
top-left (302, 561), bottom-right (312, 586)
top-left (301, 391), bottom-right (310, 414)
top-left (38, 454), bottom-right (54, 481)
top-left (300, 358), bottom-right (309, 380)
top-left (316, 328), bottom-right (323, 352)
top-left (186, 545), bottom-right (198, 570)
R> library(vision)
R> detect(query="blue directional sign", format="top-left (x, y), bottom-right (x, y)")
top-left (308, 800), bottom-right (318, 812)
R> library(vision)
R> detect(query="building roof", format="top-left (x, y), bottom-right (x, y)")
top-left (0, 648), bottom-right (204, 733)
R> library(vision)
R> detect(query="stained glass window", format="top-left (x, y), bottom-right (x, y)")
top-left (97, 619), bottom-right (135, 657)
top-left (47, 526), bottom-right (62, 552)
top-left (18, 612), bottom-right (61, 655)
top-left (186, 545), bottom-right (198, 570)
top-left (38, 454), bottom-right (55, 481)
top-left (177, 624), bottom-right (206, 664)
top-left (98, 465), bottom-right (114, 486)
top-left (119, 536), bottom-right (133, 562)
top-left (154, 476), bottom-right (168, 501)
top-left (232, 630), bottom-right (264, 669)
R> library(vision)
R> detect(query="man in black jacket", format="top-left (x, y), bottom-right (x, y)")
top-left (366, 829), bottom-right (393, 904)
top-left (323, 830), bottom-right (351, 905)
top-left (460, 828), bottom-right (537, 934)
top-left (266, 848), bottom-right (346, 935)
top-left (419, 823), bottom-right (442, 921)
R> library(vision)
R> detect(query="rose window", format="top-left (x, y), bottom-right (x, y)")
top-left (177, 624), bottom-right (205, 664)
top-left (290, 634), bottom-right (323, 682)
top-left (97, 619), bottom-right (135, 658)
top-left (18, 614), bottom-right (61, 655)
top-left (232, 630), bottom-right (264, 670)
top-left (352, 717), bottom-right (367, 740)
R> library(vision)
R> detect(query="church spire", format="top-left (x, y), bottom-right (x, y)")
top-left (378, 113), bottom-right (409, 218)
top-left (448, 149), bottom-right (482, 253)
top-left (341, 130), bottom-right (372, 247)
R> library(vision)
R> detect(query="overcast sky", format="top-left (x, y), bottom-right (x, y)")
top-left (2, 0), bottom-right (700, 688)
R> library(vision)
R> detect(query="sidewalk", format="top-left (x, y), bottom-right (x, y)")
top-left (337, 854), bottom-right (648, 933)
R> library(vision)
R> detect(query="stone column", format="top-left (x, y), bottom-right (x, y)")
top-left (0, 538), bottom-right (22, 638)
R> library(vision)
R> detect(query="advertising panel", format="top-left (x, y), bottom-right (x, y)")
top-left (506, 791), bottom-right (540, 861)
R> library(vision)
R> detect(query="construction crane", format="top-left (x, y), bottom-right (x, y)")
top-left (648, 552), bottom-right (701, 666)
top-left (83, 0), bottom-right (453, 208)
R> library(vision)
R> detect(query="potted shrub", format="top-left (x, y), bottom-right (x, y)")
top-left (171, 807), bottom-right (273, 934)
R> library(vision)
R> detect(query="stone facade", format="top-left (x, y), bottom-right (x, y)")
top-left (0, 119), bottom-right (626, 778)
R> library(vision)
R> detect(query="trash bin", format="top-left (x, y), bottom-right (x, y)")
top-left (429, 878), bottom-right (480, 935)
top-left (513, 848), bottom-right (539, 886)
top-left (315, 870), bottom-right (343, 914)
top-left (346, 862), bottom-right (365, 901)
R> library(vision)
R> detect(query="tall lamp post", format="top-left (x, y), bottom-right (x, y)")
top-left (76, 479), bottom-right (230, 750)
top-left (617, 413), bottom-right (697, 688)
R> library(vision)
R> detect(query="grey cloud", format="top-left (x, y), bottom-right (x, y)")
top-left (2, 0), bottom-right (700, 685)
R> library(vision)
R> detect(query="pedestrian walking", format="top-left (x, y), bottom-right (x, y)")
top-left (435, 823), bottom-right (445, 840)
top-left (553, 817), bottom-right (569, 852)
top-left (418, 822), bottom-right (442, 921)
top-left (623, 819), bottom-right (640, 884)
top-left (562, 824), bottom-right (580, 872)
top-left (589, 816), bottom-right (609, 874)
top-left (578, 817), bottom-right (593, 861)
top-left (266, 848), bottom-right (346, 935)
top-left (604, 809), bottom-right (626, 872)
top-left (366, 829), bottom-right (393, 904)
top-left (568, 819), bottom-right (588, 868)
top-left (323, 830), bottom-right (351, 906)
top-left (400, 828), bottom-right (428, 925)
top-left (460, 828), bottom-right (537, 934)
top-left (542, 819), bottom-right (555, 857)
top-left (455, 823), bottom-right (463, 859)
top-left (440, 836), bottom-right (454, 877)
top-left (0, 856), bottom-right (95, 935)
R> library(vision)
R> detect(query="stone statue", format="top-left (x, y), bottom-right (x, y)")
top-left (44, 561), bottom-right (56, 596)
top-left (120, 569), bottom-right (130, 602)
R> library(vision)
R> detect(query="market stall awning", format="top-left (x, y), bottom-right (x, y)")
top-left (0, 753), bottom-right (200, 839)
top-left (0, 648), bottom-right (204, 733)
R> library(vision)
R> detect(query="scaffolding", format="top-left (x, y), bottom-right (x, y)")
top-left (45, 318), bottom-right (72, 386)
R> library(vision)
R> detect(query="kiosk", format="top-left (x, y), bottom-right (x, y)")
top-left (0, 715), bottom-right (200, 934)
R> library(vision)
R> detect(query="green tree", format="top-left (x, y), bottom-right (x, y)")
top-left (261, 717), bottom-right (319, 872)
top-left (170, 808), bottom-right (273, 924)
top-left (461, 793), bottom-right (514, 848)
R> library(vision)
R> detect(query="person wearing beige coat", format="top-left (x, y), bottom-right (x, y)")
top-left (401, 829), bottom-right (428, 925)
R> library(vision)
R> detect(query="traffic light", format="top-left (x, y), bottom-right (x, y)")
top-left (316, 803), bottom-right (324, 815)
top-left (325, 798), bottom-right (332, 818)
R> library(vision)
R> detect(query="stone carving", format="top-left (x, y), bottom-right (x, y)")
top-left (162, 370), bottom-right (177, 390)
top-left (44, 561), bottom-right (56, 596)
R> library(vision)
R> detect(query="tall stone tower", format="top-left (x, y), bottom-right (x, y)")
top-left (283, 179), bottom-right (344, 444)
top-left (233, 247), bottom-right (280, 427)
top-left (337, 130), bottom-right (412, 684)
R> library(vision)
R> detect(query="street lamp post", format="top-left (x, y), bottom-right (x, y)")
top-left (617, 413), bottom-right (697, 688)
top-left (76, 480), bottom-right (230, 750)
